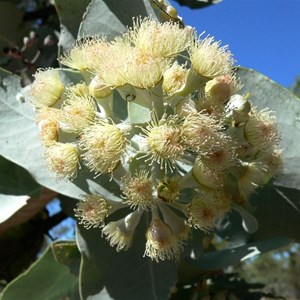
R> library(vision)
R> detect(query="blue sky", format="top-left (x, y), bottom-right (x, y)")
top-left (170, 0), bottom-right (300, 88)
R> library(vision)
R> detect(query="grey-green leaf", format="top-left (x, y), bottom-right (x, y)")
top-left (78, 0), bottom-right (160, 40)
top-left (54, 0), bottom-right (91, 53)
top-left (0, 241), bottom-right (80, 300)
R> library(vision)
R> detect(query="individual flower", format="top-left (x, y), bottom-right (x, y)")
top-left (80, 120), bottom-right (128, 175)
top-left (45, 142), bottom-right (80, 180)
top-left (37, 108), bottom-right (60, 146)
top-left (163, 62), bottom-right (188, 95)
top-left (141, 114), bottom-right (184, 171)
top-left (121, 49), bottom-right (168, 89)
top-left (121, 170), bottom-right (155, 209)
top-left (29, 69), bottom-right (64, 108)
top-left (93, 38), bottom-right (132, 87)
top-left (192, 162), bottom-right (224, 189)
top-left (102, 209), bottom-right (143, 251)
top-left (244, 108), bottom-right (280, 152)
top-left (196, 133), bottom-right (236, 173)
top-left (60, 38), bottom-right (109, 71)
top-left (38, 119), bottom-right (59, 146)
top-left (181, 111), bottom-right (220, 153)
top-left (176, 98), bottom-right (198, 117)
top-left (187, 190), bottom-right (230, 232)
top-left (60, 84), bottom-right (97, 133)
top-left (130, 17), bottom-right (194, 58)
top-left (189, 36), bottom-right (234, 81)
top-left (144, 212), bottom-right (184, 262)
top-left (74, 195), bottom-right (117, 229)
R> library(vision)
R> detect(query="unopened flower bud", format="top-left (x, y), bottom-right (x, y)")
top-left (163, 62), bottom-right (188, 95)
top-left (89, 75), bottom-right (112, 99)
top-left (237, 162), bottom-right (266, 199)
top-left (225, 94), bottom-right (251, 124)
top-left (205, 74), bottom-right (242, 104)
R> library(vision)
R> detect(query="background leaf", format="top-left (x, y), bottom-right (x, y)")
top-left (54, 0), bottom-right (91, 53)
top-left (0, 156), bottom-right (40, 197)
top-left (0, 241), bottom-right (80, 300)
top-left (78, 0), bottom-right (160, 40)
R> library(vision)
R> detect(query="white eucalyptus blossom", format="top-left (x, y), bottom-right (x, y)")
top-left (28, 17), bottom-right (282, 262)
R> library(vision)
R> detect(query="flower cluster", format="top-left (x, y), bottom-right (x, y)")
top-left (28, 15), bottom-right (281, 262)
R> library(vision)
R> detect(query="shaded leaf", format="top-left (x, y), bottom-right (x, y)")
top-left (52, 241), bottom-right (81, 276)
top-left (0, 213), bottom-right (45, 282)
top-left (0, 241), bottom-right (80, 300)
top-left (0, 2), bottom-right (30, 53)
top-left (187, 236), bottom-right (291, 270)
top-left (0, 156), bottom-right (40, 197)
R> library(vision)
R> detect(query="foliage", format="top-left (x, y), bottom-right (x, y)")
top-left (0, 1), bottom-right (299, 300)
